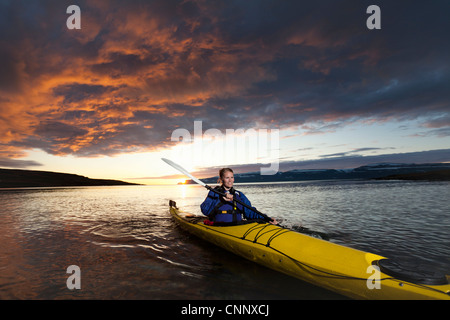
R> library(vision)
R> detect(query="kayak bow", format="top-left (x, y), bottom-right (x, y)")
top-left (169, 200), bottom-right (450, 300)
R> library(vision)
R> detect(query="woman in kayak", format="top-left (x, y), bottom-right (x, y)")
top-left (200, 168), bottom-right (277, 225)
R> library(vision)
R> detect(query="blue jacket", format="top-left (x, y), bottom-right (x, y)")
top-left (200, 187), bottom-right (268, 221)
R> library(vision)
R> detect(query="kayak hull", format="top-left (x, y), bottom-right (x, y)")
top-left (169, 202), bottom-right (450, 300)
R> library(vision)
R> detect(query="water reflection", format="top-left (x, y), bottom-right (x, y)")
top-left (0, 181), bottom-right (448, 299)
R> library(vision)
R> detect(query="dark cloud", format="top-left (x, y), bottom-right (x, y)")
top-left (35, 121), bottom-right (88, 138)
top-left (0, 50), bottom-right (23, 92)
top-left (11, 121), bottom-right (89, 155)
top-left (0, 158), bottom-right (42, 169)
top-left (0, 0), bottom-right (449, 160)
top-left (320, 147), bottom-right (393, 158)
top-left (53, 84), bottom-right (120, 104)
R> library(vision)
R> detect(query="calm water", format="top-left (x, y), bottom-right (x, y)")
top-left (0, 180), bottom-right (449, 299)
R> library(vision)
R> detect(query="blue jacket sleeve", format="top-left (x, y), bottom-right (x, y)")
top-left (200, 190), bottom-right (220, 216)
top-left (239, 192), bottom-right (269, 221)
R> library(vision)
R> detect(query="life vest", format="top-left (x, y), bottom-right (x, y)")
top-left (209, 186), bottom-right (244, 224)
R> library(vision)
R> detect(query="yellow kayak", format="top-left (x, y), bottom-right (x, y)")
top-left (169, 200), bottom-right (450, 300)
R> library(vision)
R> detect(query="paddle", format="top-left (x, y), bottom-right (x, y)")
top-left (161, 158), bottom-right (330, 240)
top-left (161, 158), bottom-right (273, 222)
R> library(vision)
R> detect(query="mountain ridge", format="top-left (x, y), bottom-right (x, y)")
top-left (181, 163), bottom-right (450, 184)
top-left (0, 168), bottom-right (139, 188)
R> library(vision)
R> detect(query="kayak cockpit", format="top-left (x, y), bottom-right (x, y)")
top-left (374, 258), bottom-right (449, 286)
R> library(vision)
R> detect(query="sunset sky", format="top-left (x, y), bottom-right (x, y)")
top-left (1, 0), bottom-right (449, 184)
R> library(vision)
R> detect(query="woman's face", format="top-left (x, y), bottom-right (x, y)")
top-left (222, 171), bottom-right (234, 189)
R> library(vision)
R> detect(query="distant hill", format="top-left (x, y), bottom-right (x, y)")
top-left (0, 168), bottom-right (139, 188)
top-left (375, 169), bottom-right (450, 181)
top-left (182, 163), bottom-right (450, 184)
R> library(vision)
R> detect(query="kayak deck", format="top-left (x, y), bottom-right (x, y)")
top-left (169, 201), bottom-right (450, 300)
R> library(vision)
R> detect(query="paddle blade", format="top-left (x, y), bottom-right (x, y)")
top-left (161, 158), bottom-right (207, 187)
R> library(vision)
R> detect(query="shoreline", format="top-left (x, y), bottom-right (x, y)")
top-left (0, 167), bottom-right (139, 188)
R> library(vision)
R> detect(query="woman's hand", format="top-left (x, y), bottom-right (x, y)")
top-left (223, 192), bottom-right (234, 202)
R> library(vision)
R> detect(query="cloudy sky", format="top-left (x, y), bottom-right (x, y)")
top-left (1, 0), bottom-right (449, 184)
